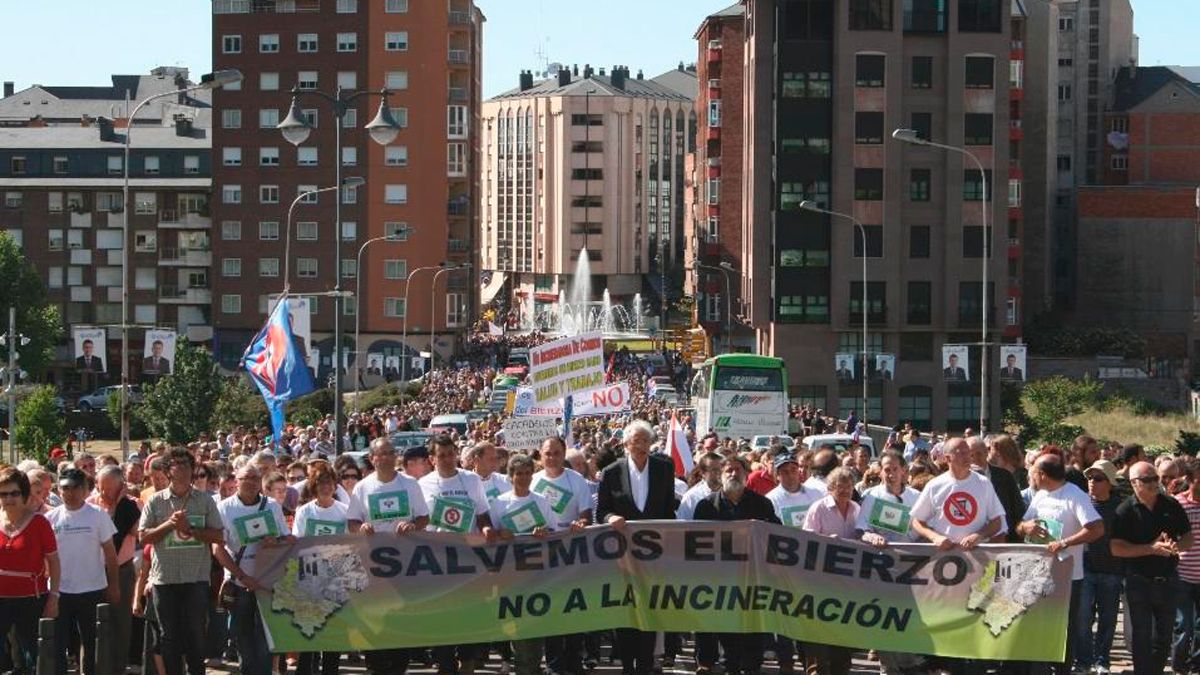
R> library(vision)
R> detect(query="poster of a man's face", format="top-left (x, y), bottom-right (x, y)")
top-left (876, 354), bottom-right (896, 381)
top-left (1000, 345), bottom-right (1028, 382)
top-left (142, 330), bottom-right (176, 377)
top-left (367, 353), bottom-right (384, 375)
top-left (834, 353), bottom-right (856, 381)
top-left (384, 355), bottom-right (400, 374)
top-left (942, 345), bottom-right (970, 382)
top-left (73, 328), bottom-right (106, 374)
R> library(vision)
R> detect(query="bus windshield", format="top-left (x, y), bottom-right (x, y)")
top-left (714, 366), bottom-right (784, 392)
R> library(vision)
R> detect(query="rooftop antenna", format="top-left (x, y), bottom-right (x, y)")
top-left (533, 0), bottom-right (551, 77)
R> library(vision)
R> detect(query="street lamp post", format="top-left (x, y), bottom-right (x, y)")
top-left (893, 128), bottom-right (991, 432)
top-left (430, 263), bottom-right (472, 369)
top-left (277, 86), bottom-right (401, 448)
top-left (690, 263), bottom-right (734, 354)
top-left (282, 178), bottom-right (365, 292)
top-left (120, 69), bottom-right (242, 460)
top-left (353, 231), bottom-right (410, 412)
top-left (401, 264), bottom-right (446, 382)
top-left (800, 200), bottom-right (869, 427)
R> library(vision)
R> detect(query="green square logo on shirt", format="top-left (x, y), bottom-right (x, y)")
top-left (304, 519), bottom-right (346, 536)
top-left (500, 502), bottom-right (547, 535)
top-left (869, 498), bottom-right (912, 535)
top-left (368, 491), bottom-right (410, 522)
top-left (431, 496), bottom-right (474, 533)
top-left (781, 505), bottom-right (810, 528)
top-left (234, 511), bottom-right (279, 545)
top-left (532, 478), bottom-right (573, 515)
top-left (165, 514), bottom-right (207, 549)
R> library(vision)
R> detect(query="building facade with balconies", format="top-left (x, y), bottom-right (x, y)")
top-left (211, 0), bottom-right (483, 374)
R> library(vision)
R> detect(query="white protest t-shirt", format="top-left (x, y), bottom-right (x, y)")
top-left (530, 468), bottom-right (592, 529)
top-left (1022, 482), bottom-right (1102, 580)
top-left (348, 471), bottom-right (430, 529)
top-left (216, 494), bottom-right (289, 586)
top-left (478, 472), bottom-right (513, 503)
top-left (677, 482), bottom-right (715, 521)
top-left (419, 469), bottom-right (491, 533)
top-left (488, 491), bottom-right (556, 536)
top-left (910, 470), bottom-right (1006, 541)
top-left (291, 479), bottom-right (350, 504)
top-left (46, 503), bottom-right (117, 594)
top-left (674, 478), bottom-right (689, 499)
top-left (293, 499), bottom-right (351, 538)
top-left (856, 484), bottom-right (922, 543)
top-left (765, 484), bottom-right (824, 529)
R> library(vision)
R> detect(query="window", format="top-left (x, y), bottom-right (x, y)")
top-left (852, 225), bottom-right (884, 258)
top-left (1059, 15), bottom-right (1074, 31)
top-left (260, 258), bottom-right (279, 277)
top-left (855, 112), bottom-right (884, 144)
top-left (298, 185), bottom-right (318, 203)
top-left (297, 147), bottom-right (317, 166)
top-left (963, 226), bottom-right (993, 258)
top-left (964, 113), bottom-right (993, 145)
top-left (259, 185), bottom-right (279, 204)
top-left (183, 155), bottom-right (199, 174)
top-left (296, 222), bottom-right (317, 241)
top-left (384, 298), bottom-right (406, 318)
top-left (1111, 154), bottom-right (1128, 170)
top-left (779, 248), bottom-right (829, 268)
top-left (963, 170), bottom-right (991, 201)
top-left (448, 143), bottom-right (466, 176)
top-left (48, 193), bottom-right (63, 213)
top-left (958, 0), bottom-right (1001, 32)
top-left (1111, 117), bottom-right (1129, 134)
top-left (9, 156), bottom-right (26, 175)
top-left (849, 0), bottom-right (893, 30)
top-left (221, 221), bottom-right (241, 240)
top-left (1010, 61), bottom-right (1023, 89)
top-left (855, 54), bottom-right (885, 87)
top-left (337, 71), bottom-right (357, 90)
top-left (3, 192), bottom-right (21, 209)
top-left (340, 259), bottom-right (356, 279)
top-left (849, 281), bottom-right (887, 322)
top-left (342, 184), bottom-right (358, 204)
top-left (48, 229), bottom-right (64, 250)
top-left (385, 185), bottom-right (408, 204)
top-left (259, 147), bottom-right (280, 166)
top-left (337, 33), bottom-right (357, 52)
top-left (222, 109), bottom-right (242, 129)
top-left (384, 259), bottom-right (408, 279)
top-left (297, 34), bottom-right (318, 52)
top-left (336, 0), bottom-right (357, 11)
top-left (964, 56), bottom-right (994, 88)
top-left (48, 266), bottom-right (63, 289)
top-left (67, 192), bottom-right (85, 211)
top-left (259, 108), bottom-right (280, 128)
top-left (448, 105), bottom-right (467, 137)
top-left (780, 180), bottom-right (830, 211)
top-left (386, 71), bottom-right (408, 90)
top-left (222, 185), bottom-right (242, 204)
top-left (222, 35), bottom-right (241, 53)
top-left (342, 221), bottom-right (357, 240)
top-left (298, 71), bottom-right (318, 90)
top-left (385, 0), bottom-right (408, 11)
top-left (571, 114), bottom-right (604, 126)
top-left (1057, 155), bottom-right (1072, 172)
top-left (898, 386), bottom-right (933, 429)
top-left (389, 108), bottom-right (406, 127)
top-left (385, 146), bottom-right (408, 166)
top-left (107, 156), bottom-right (123, 175)
top-left (1007, 179), bottom-right (1021, 207)
top-left (259, 33), bottom-right (279, 53)
top-left (1057, 83), bottom-right (1072, 101)
top-left (571, 168), bottom-right (602, 180)
top-left (958, 281), bottom-right (995, 327)
top-left (790, 385), bottom-right (827, 410)
top-left (910, 56), bottom-right (933, 88)
top-left (385, 31), bottom-right (409, 51)
top-left (222, 147), bottom-right (242, 166)
top-left (900, 332), bottom-right (934, 361)
top-left (854, 169), bottom-right (884, 200)
top-left (446, 293), bottom-right (465, 327)
top-left (708, 99), bottom-right (722, 127)
top-left (904, 281), bottom-right (932, 324)
top-left (134, 231), bottom-right (155, 252)
top-left (907, 169), bottom-right (931, 201)
top-left (342, 147), bottom-right (357, 166)
top-left (780, 71), bottom-right (831, 98)
top-left (222, 295), bottom-right (242, 314)
top-left (909, 225), bottom-right (930, 258)
top-left (259, 221), bottom-right (280, 240)
top-left (134, 268), bottom-right (156, 291)
top-left (297, 258), bottom-right (318, 278)
top-left (777, 295), bottom-right (830, 324)
top-left (134, 192), bottom-right (156, 214)
top-left (260, 72), bottom-right (279, 91)
top-left (223, 258), bottom-right (242, 277)
top-left (52, 156), bottom-right (69, 174)
top-left (384, 222), bottom-right (409, 240)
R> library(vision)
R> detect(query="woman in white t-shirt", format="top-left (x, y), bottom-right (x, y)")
top-left (292, 462), bottom-right (349, 675)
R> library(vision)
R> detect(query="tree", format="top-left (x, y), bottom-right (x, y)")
top-left (13, 386), bottom-right (66, 464)
top-left (1021, 375), bottom-right (1103, 446)
top-left (107, 390), bottom-right (147, 439)
top-left (0, 233), bottom-right (62, 376)
top-left (136, 340), bottom-right (223, 444)
top-left (209, 375), bottom-right (268, 431)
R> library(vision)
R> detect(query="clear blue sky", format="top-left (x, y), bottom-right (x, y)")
top-left (0, 1), bottom-right (1190, 97)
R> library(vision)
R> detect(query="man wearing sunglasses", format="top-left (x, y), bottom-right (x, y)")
top-left (1076, 460), bottom-right (1124, 675)
top-left (1111, 461), bottom-right (1194, 675)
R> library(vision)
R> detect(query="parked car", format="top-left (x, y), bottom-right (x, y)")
top-left (427, 413), bottom-right (469, 436)
top-left (801, 433), bottom-right (876, 456)
top-left (750, 435), bottom-right (797, 451)
top-left (77, 385), bottom-right (142, 413)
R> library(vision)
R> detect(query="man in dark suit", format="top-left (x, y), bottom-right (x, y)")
top-left (835, 359), bottom-right (854, 381)
top-left (967, 436), bottom-right (1026, 543)
top-left (943, 353), bottom-right (967, 381)
top-left (142, 340), bottom-right (170, 376)
top-left (597, 419), bottom-right (677, 675)
top-left (1000, 353), bottom-right (1024, 381)
top-left (76, 339), bottom-right (103, 373)
top-left (878, 358), bottom-right (893, 381)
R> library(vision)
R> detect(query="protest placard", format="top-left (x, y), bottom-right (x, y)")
top-left (528, 332), bottom-right (604, 404)
top-left (502, 416), bottom-right (561, 450)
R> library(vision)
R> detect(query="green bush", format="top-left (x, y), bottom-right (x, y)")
top-left (106, 390), bottom-right (148, 439)
top-left (1020, 375), bottom-right (1103, 445)
top-left (286, 388), bottom-right (334, 417)
top-left (13, 386), bottom-right (66, 464)
top-left (209, 376), bottom-right (268, 431)
top-left (354, 383), bottom-right (413, 412)
top-left (1176, 430), bottom-right (1200, 456)
top-left (1023, 315), bottom-right (1145, 358)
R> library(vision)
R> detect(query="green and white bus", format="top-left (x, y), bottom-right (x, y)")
top-left (690, 354), bottom-right (789, 438)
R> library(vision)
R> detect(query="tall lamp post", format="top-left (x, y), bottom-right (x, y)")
top-left (282, 177), bottom-right (365, 292)
top-left (277, 86), bottom-right (401, 447)
top-left (401, 264), bottom-right (446, 382)
top-left (799, 200), bottom-right (870, 426)
top-left (430, 263), bottom-right (472, 368)
top-left (353, 230), bottom-right (411, 412)
top-left (689, 263), bottom-right (734, 354)
top-left (893, 128), bottom-right (991, 431)
top-left (120, 69), bottom-right (242, 459)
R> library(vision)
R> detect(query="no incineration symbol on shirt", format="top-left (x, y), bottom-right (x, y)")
top-left (944, 492), bottom-right (978, 526)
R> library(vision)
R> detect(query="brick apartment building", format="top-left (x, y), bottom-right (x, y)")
top-left (210, 0), bottom-right (482, 375)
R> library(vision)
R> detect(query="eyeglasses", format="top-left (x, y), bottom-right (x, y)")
top-left (1086, 475), bottom-right (1109, 483)
top-left (341, 473), bottom-right (361, 480)
top-left (0, 490), bottom-right (23, 499)
top-left (1132, 475), bottom-right (1160, 484)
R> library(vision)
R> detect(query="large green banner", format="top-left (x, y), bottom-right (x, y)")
top-left (254, 521), bottom-right (1070, 661)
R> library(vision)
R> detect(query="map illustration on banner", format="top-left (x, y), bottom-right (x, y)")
top-left (142, 329), bottom-right (176, 377)
top-left (528, 332), bottom-right (604, 404)
top-left (942, 345), bottom-right (970, 382)
top-left (73, 327), bottom-right (106, 374)
top-left (1000, 345), bottom-right (1027, 382)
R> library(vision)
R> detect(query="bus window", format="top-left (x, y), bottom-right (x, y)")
top-left (713, 366), bottom-right (784, 392)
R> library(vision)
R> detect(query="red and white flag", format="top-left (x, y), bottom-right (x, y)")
top-left (666, 409), bottom-right (693, 478)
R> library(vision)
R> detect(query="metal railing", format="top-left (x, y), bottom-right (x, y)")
top-left (448, 49), bottom-right (469, 64)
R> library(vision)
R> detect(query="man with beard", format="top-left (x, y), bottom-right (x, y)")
top-left (676, 453), bottom-right (723, 521)
top-left (693, 456), bottom-right (780, 674)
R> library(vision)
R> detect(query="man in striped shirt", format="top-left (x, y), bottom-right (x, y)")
top-left (1172, 458), bottom-right (1200, 673)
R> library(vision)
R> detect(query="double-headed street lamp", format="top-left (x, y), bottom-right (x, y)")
top-left (431, 263), bottom-right (472, 368)
top-left (353, 230), bottom-right (412, 412)
top-left (277, 86), bottom-right (401, 447)
top-left (893, 128), bottom-right (991, 432)
top-left (799, 200), bottom-right (870, 426)
top-left (119, 69), bottom-right (242, 459)
top-left (401, 264), bottom-right (446, 382)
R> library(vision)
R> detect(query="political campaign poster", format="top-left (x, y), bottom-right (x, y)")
top-left (834, 354), bottom-right (855, 381)
top-left (384, 355), bottom-right (400, 374)
top-left (1000, 345), bottom-right (1027, 382)
top-left (142, 329), bottom-right (176, 377)
top-left (307, 348), bottom-right (320, 379)
top-left (942, 345), bottom-right (970, 383)
top-left (255, 521), bottom-right (1072, 662)
top-left (528, 332), bottom-right (604, 404)
top-left (501, 416), bottom-right (561, 451)
top-left (73, 327), bottom-right (106, 374)
top-left (269, 294), bottom-right (312, 355)
top-left (366, 353), bottom-right (384, 375)
top-left (876, 354), bottom-right (896, 382)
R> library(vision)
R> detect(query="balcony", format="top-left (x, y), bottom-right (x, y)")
top-left (1011, 40), bottom-right (1024, 60)
top-left (448, 87), bottom-right (468, 103)
top-left (158, 247), bottom-right (212, 267)
top-left (706, 126), bottom-right (721, 141)
top-left (213, 0), bottom-right (321, 12)
top-left (447, 197), bottom-right (469, 216)
top-left (159, 285), bottom-right (212, 305)
top-left (448, 49), bottom-right (469, 65)
top-left (1009, 119), bottom-right (1023, 141)
top-left (449, 10), bottom-right (471, 25)
top-left (447, 239), bottom-right (469, 253)
top-left (158, 210), bottom-right (212, 229)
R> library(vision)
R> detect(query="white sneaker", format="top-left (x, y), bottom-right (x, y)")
top-left (1093, 666), bottom-right (1110, 675)
top-left (499, 662), bottom-right (512, 674)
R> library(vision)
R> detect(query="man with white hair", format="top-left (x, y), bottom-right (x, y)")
top-left (87, 464), bottom-right (141, 674)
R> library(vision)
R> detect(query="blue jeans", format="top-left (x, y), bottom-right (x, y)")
top-left (1076, 572), bottom-right (1123, 669)
top-left (1172, 579), bottom-right (1200, 671)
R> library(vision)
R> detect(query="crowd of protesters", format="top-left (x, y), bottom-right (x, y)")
top-left (2, 339), bottom-right (1199, 675)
